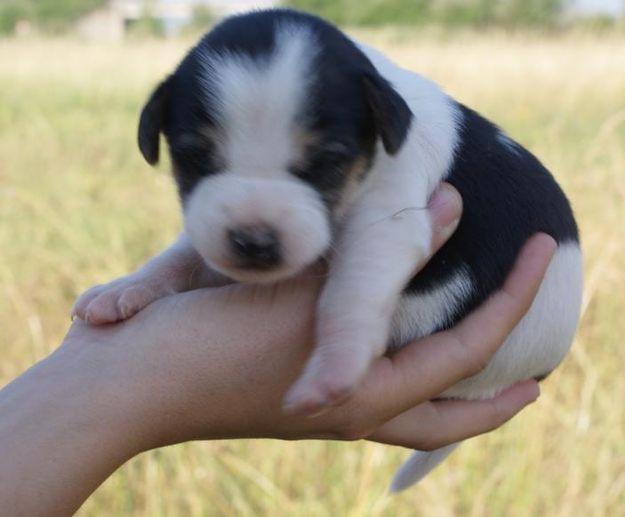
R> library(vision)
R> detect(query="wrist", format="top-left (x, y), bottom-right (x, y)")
top-left (0, 332), bottom-right (147, 515)
top-left (48, 328), bottom-right (154, 458)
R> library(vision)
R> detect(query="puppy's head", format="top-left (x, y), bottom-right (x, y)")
top-left (138, 10), bottom-right (412, 283)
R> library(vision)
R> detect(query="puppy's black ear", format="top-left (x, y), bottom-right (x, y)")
top-left (138, 79), bottom-right (170, 165)
top-left (362, 71), bottom-right (413, 155)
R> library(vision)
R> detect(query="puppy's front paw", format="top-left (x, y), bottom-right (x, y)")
top-left (72, 276), bottom-right (173, 325)
top-left (283, 342), bottom-right (374, 416)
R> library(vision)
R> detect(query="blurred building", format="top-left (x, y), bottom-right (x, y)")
top-left (75, 0), bottom-right (625, 41)
top-left (76, 0), bottom-right (277, 41)
top-left (567, 0), bottom-right (625, 17)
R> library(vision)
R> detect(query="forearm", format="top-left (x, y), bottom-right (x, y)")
top-left (0, 274), bottom-right (323, 515)
top-left (0, 191), bottom-right (547, 512)
top-left (0, 238), bottom-right (548, 514)
top-left (119, 274), bottom-right (324, 443)
top-left (0, 184), bottom-right (463, 513)
top-left (0, 345), bottom-right (143, 516)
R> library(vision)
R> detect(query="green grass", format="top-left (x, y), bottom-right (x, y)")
top-left (1, 32), bottom-right (624, 515)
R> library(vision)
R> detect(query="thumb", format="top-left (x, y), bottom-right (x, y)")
top-left (428, 182), bottom-right (463, 253)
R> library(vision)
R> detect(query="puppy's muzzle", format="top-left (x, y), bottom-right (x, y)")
top-left (227, 225), bottom-right (281, 269)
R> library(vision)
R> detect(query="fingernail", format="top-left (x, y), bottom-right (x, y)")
top-left (519, 380), bottom-right (541, 404)
top-left (439, 217), bottom-right (460, 243)
top-left (430, 182), bottom-right (459, 208)
top-left (535, 233), bottom-right (558, 256)
top-left (429, 183), bottom-right (462, 231)
top-left (528, 383), bottom-right (541, 402)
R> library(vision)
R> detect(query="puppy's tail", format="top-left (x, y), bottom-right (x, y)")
top-left (389, 443), bottom-right (460, 493)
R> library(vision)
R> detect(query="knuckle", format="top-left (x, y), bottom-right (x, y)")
top-left (464, 349), bottom-right (490, 377)
top-left (327, 413), bottom-right (376, 442)
top-left (335, 424), bottom-right (370, 442)
top-left (418, 439), bottom-right (442, 452)
top-left (488, 399), bottom-right (513, 428)
top-left (447, 334), bottom-right (490, 377)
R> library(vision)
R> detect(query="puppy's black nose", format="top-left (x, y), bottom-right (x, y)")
top-left (228, 226), bottom-right (281, 269)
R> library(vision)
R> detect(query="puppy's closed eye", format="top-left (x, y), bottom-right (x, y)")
top-left (171, 137), bottom-right (223, 171)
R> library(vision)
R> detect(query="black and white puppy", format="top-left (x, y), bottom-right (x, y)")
top-left (73, 9), bottom-right (583, 491)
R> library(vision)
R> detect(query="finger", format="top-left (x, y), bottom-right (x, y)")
top-left (375, 233), bottom-right (556, 417)
top-left (368, 380), bottom-right (540, 450)
top-left (427, 182), bottom-right (463, 254)
top-left (446, 233), bottom-right (558, 368)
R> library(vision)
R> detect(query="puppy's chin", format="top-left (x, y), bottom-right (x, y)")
top-left (205, 257), bottom-right (318, 285)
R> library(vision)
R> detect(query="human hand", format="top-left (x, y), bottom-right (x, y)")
top-left (58, 183), bottom-right (550, 450)
top-left (0, 183), bottom-right (554, 515)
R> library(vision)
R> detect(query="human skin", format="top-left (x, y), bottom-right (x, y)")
top-left (0, 185), bottom-right (554, 516)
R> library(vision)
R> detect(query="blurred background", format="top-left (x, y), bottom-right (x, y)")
top-left (2, 0), bottom-right (625, 38)
top-left (1, 1), bottom-right (624, 515)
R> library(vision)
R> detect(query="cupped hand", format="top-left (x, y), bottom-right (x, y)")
top-left (0, 183), bottom-right (556, 516)
top-left (57, 183), bottom-right (552, 453)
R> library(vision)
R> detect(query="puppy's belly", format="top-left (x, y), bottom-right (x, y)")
top-left (390, 243), bottom-right (583, 400)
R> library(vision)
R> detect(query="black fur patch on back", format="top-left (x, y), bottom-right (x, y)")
top-left (405, 104), bottom-right (579, 328)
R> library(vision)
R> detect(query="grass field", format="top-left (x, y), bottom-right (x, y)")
top-left (1, 30), bottom-right (624, 516)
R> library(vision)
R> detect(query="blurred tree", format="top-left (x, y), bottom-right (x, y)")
top-left (285, 0), bottom-right (430, 26)
top-left (0, 0), bottom-right (107, 35)
top-left (33, 0), bottom-right (107, 32)
top-left (0, 1), bottom-right (32, 35)
top-left (188, 5), bottom-right (215, 33)
top-left (433, 0), bottom-right (500, 27)
top-left (284, 0), bottom-right (568, 28)
top-left (501, 0), bottom-right (565, 28)
top-left (127, 0), bottom-right (165, 38)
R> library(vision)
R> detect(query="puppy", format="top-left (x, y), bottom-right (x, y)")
top-left (73, 9), bottom-right (583, 491)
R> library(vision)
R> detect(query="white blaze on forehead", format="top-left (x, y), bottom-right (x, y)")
top-left (200, 25), bottom-right (318, 174)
